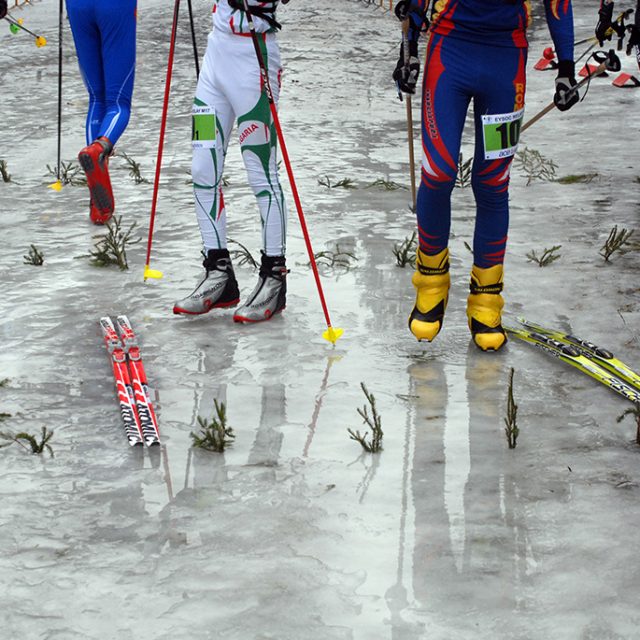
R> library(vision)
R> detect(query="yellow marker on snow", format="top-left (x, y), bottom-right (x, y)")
top-left (48, 180), bottom-right (62, 192)
top-left (322, 326), bottom-right (344, 345)
top-left (36, 36), bottom-right (47, 48)
top-left (143, 264), bottom-right (163, 281)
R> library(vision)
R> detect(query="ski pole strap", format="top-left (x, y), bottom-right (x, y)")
top-left (228, 0), bottom-right (281, 30)
top-left (470, 281), bottom-right (503, 295)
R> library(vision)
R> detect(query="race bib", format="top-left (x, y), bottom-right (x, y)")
top-left (192, 104), bottom-right (216, 150)
top-left (481, 108), bottom-right (524, 160)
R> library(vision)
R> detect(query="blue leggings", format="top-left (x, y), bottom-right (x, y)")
top-left (66, 0), bottom-right (137, 146)
top-left (417, 35), bottom-right (527, 268)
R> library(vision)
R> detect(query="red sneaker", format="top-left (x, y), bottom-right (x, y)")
top-left (78, 137), bottom-right (114, 221)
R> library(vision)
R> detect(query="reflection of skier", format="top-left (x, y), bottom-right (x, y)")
top-left (66, 0), bottom-right (137, 224)
top-left (173, 0), bottom-right (290, 324)
top-left (394, 0), bottom-right (576, 351)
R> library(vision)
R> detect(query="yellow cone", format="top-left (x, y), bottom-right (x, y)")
top-left (322, 326), bottom-right (344, 344)
top-left (143, 265), bottom-right (163, 281)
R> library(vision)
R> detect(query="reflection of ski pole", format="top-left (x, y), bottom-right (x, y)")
top-left (4, 15), bottom-right (47, 47)
top-left (240, 0), bottom-right (344, 345)
top-left (162, 445), bottom-right (175, 501)
top-left (302, 356), bottom-right (341, 457)
top-left (144, 0), bottom-right (181, 282)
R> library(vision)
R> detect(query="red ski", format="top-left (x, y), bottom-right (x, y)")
top-left (116, 315), bottom-right (161, 447)
top-left (99, 317), bottom-right (144, 447)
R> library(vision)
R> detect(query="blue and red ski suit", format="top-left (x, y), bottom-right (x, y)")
top-left (406, 0), bottom-right (574, 268)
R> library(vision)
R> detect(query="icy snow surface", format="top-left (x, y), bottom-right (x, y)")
top-left (1, 0), bottom-right (639, 638)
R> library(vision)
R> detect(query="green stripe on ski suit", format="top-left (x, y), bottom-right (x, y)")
top-left (237, 35), bottom-right (286, 253)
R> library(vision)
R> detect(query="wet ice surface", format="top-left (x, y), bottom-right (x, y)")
top-left (1, 0), bottom-right (640, 637)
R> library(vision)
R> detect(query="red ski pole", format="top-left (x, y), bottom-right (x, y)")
top-left (144, 0), bottom-right (181, 281)
top-left (239, 0), bottom-right (343, 344)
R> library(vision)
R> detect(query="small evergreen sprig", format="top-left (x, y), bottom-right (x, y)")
top-left (617, 403), bottom-right (640, 445)
top-left (228, 239), bottom-right (259, 269)
top-left (23, 244), bottom-right (44, 266)
top-left (392, 231), bottom-right (417, 268)
top-left (455, 153), bottom-right (472, 188)
top-left (348, 383), bottom-right (383, 453)
top-left (366, 178), bottom-right (407, 191)
top-left (46, 161), bottom-right (86, 186)
top-left (599, 226), bottom-right (635, 262)
top-left (504, 368), bottom-right (519, 449)
top-left (513, 147), bottom-right (557, 185)
top-left (318, 175), bottom-right (356, 189)
top-left (526, 245), bottom-right (562, 267)
top-left (312, 245), bottom-right (357, 270)
top-left (191, 400), bottom-right (235, 452)
top-left (0, 427), bottom-right (54, 457)
top-left (0, 159), bottom-right (12, 183)
top-left (119, 151), bottom-right (150, 184)
top-left (86, 216), bottom-right (140, 270)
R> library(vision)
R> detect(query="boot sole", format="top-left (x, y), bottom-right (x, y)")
top-left (78, 151), bottom-right (114, 214)
top-left (233, 306), bottom-right (285, 324)
top-left (173, 297), bottom-right (240, 315)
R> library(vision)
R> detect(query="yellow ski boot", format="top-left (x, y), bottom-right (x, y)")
top-left (409, 247), bottom-right (450, 341)
top-left (466, 264), bottom-right (507, 352)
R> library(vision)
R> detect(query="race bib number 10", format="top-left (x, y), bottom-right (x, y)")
top-left (192, 104), bottom-right (216, 150)
top-left (481, 107), bottom-right (524, 160)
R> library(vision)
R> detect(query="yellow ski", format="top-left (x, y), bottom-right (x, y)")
top-left (505, 325), bottom-right (640, 404)
top-left (517, 318), bottom-right (640, 392)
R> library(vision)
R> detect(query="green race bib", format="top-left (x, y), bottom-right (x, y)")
top-left (481, 108), bottom-right (524, 160)
top-left (192, 104), bottom-right (216, 150)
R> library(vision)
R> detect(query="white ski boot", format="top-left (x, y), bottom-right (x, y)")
top-left (233, 252), bottom-right (287, 323)
top-left (173, 249), bottom-right (240, 315)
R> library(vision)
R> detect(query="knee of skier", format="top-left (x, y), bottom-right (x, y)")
top-left (191, 153), bottom-right (223, 190)
top-left (471, 160), bottom-right (512, 200)
top-left (241, 147), bottom-right (280, 195)
top-left (422, 167), bottom-right (456, 195)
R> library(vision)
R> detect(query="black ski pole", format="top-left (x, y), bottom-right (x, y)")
top-left (186, 0), bottom-right (199, 78)
top-left (49, 0), bottom-right (63, 190)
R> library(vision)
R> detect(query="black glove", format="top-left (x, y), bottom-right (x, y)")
top-left (554, 60), bottom-right (579, 111)
top-left (0, 0), bottom-right (8, 20)
top-left (595, 0), bottom-right (614, 46)
top-left (394, 0), bottom-right (413, 21)
top-left (393, 39), bottom-right (420, 95)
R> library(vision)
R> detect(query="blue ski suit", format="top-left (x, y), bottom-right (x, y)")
top-left (66, 0), bottom-right (137, 146)
top-left (406, 0), bottom-right (574, 268)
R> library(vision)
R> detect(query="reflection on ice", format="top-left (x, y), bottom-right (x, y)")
top-left (443, 362), bottom-right (471, 574)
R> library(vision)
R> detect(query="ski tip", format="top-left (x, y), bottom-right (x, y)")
top-left (36, 36), bottom-right (47, 48)
top-left (143, 266), bottom-right (163, 281)
top-left (47, 180), bottom-right (62, 192)
top-left (322, 326), bottom-right (344, 345)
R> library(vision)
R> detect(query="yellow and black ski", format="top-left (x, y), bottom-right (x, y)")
top-left (517, 318), bottom-right (640, 392)
top-left (505, 324), bottom-right (640, 404)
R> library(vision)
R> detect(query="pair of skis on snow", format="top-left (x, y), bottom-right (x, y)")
top-left (99, 316), bottom-right (161, 447)
top-left (506, 319), bottom-right (640, 404)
